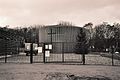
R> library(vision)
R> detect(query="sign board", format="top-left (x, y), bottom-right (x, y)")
top-left (25, 43), bottom-right (31, 51)
top-left (45, 44), bottom-right (52, 49)
top-left (38, 47), bottom-right (42, 53)
top-left (49, 44), bottom-right (52, 49)
top-left (45, 50), bottom-right (50, 57)
top-left (25, 43), bottom-right (38, 51)
top-left (45, 45), bottom-right (49, 49)
top-left (27, 46), bottom-right (30, 50)
top-left (33, 43), bottom-right (38, 50)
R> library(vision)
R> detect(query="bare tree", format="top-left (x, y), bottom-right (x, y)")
top-left (58, 21), bottom-right (74, 26)
top-left (93, 22), bottom-right (120, 52)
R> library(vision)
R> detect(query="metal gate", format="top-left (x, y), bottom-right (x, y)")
top-left (31, 42), bottom-right (120, 66)
top-left (33, 42), bottom-right (83, 63)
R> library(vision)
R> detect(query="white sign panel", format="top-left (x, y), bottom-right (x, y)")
top-left (27, 46), bottom-right (30, 50)
top-left (33, 44), bottom-right (38, 50)
top-left (49, 44), bottom-right (52, 49)
top-left (25, 43), bottom-right (31, 50)
top-left (45, 50), bottom-right (50, 57)
top-left (38, 47), bottom-right (42, 53)
top-left (45, 45), bottom-right (49, 49)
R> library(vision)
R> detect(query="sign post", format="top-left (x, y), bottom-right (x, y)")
top-left (43, 43), bottom-right (52, 63)
top-left (30, 43), bottom-right (33, 64)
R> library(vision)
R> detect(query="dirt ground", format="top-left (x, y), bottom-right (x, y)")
top-left (0, 63), bottom-right (120, 80)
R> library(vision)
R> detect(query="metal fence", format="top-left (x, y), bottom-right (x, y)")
top-left (43, 42), bottom-right (82, 63)
top-left (0, 41), bottom-right (120, 66)
top-left (0, 39), bottom-right (30, 63)
top-left (32, 42), bottom-right (120, 66)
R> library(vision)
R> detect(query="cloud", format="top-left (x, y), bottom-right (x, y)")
top-left (0, 0), bottom-right (119, 27)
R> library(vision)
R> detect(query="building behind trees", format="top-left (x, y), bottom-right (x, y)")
top-left (39, 24), bottom-right (84, 53)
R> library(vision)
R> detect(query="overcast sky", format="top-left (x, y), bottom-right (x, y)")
top-left (0, 0), bottom-right (120, 28)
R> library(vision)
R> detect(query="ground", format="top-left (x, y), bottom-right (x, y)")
top-left (0, 63), bottom-right (120, 80)
top-left (0, 52), bottom-right (120, 80)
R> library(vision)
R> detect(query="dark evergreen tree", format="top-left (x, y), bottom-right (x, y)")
top-left (75, 28), bottom-right (89, 54)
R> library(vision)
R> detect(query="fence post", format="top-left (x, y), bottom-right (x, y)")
top-left (43, 43), bottom-right (46, 63)
top-left (112, 51), bottom-right (114, 66)
top-left (30, 43), bottom-right (33, 64)
top-left (82, 53), bottom-right (85, 65)
top-left (62, 42), bottom-right (64, 62)
top-left (111, 46), bottom-right (114, 66)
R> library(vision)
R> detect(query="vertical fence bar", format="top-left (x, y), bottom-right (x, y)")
top-left (5, 40), bottom-right (7, 63)
top-left (30, 43), bottom-right (33, 64)
top-left (5, 52), bottom-right (7, 63)
top-left (62, 42), bottom-right (64, 62)
top-left (111, 46), bottom-right (114, 66)
top-left (17, 44), bottom-right (19, 54)
top-left (16, 41), bottom-right (18, 54)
